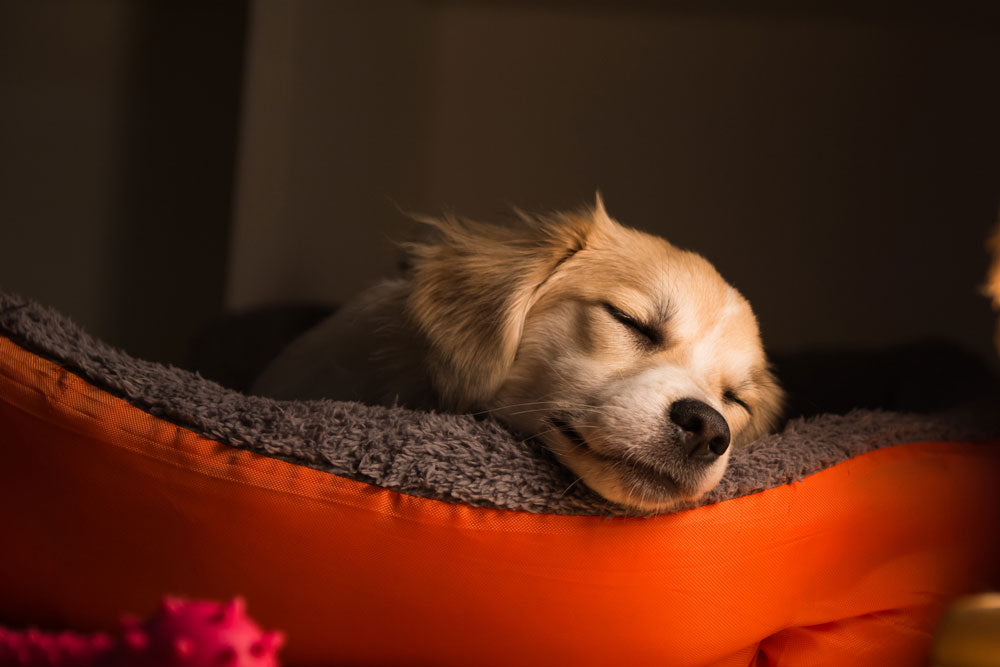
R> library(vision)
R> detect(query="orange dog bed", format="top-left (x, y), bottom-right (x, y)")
top-left (1, 293), bottom-right (999, 666)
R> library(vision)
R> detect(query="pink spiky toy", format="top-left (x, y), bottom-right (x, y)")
top-left (0, 596), bottom-right (284, 667)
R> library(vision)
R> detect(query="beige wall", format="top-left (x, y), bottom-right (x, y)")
top-left (0, 3), bottom-right (133, 348)
top-left (230, 2), bottom-right (1000, 361)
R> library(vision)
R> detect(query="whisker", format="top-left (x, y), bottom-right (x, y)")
top-left (504, 406), bottom-right (609, 417)
top-left (557, 475), bottom-right (585, 498)
top-left (471, 398), bottom-right (610, 418)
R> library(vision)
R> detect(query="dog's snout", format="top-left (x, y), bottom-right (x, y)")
top-left (669, 398), bottom-right (731, 459)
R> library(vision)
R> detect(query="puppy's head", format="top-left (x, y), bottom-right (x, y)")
top-left (405, 199), bottom-right (783, 511)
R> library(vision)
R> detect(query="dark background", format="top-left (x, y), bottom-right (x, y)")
top-left (1, 1), bottom-right (998, 381)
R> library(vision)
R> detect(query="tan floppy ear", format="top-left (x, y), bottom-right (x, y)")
top-left (404, 209), bottom-right (596, 411)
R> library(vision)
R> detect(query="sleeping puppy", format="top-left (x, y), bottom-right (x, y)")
top-left (253, 198), bottom-right (784, 511)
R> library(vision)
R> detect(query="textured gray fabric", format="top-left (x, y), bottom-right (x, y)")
top-left (2, 291), bottom-right (998, 516)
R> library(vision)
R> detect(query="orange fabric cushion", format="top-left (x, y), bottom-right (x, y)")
top-left (1, 335), bottom-right (999, 666)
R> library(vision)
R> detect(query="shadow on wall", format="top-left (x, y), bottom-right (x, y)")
top-left (109, 3), bottom-right (246, 365)
top-left (0, 2), bottom-right (246, 365)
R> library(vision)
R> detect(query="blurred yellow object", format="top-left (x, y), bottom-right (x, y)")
top-left (988, 220), bottom-right (1000, 356)
top-left (932, 593), bottom-right (1000, 667)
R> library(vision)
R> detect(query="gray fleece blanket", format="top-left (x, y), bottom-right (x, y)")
top-left (1, 291), bottom-right (998, 516)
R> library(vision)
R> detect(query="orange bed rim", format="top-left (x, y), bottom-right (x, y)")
top-left (2, 333), bottom-right (1000, 666)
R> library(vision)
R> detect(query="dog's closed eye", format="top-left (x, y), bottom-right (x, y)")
top-left (723, 389), bottom-right (752, 414)
top-left (602, 303), bottom-right (664, 346)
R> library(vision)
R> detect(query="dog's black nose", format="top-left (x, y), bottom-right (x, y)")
top-left (669, 398), bottom-right (731, 459)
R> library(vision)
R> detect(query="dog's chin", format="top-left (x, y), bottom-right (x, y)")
top-left (546, 419), bottom-right (728, 513)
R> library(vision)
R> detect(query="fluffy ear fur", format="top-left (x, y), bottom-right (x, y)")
top-left (404, 207), bottom-right (603, 411)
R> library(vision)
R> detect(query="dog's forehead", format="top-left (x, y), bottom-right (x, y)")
top-left (677, 283), bottom-right (756, 338)
top-left (693, 310), bottom-right (763, 379)
top-left (572, 233), bottom-right (736, 309)
top-left (582, 230), bottom-right (763, 363)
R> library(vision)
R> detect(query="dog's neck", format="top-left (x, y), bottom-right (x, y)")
top-left (253, 278), bottom-right (440, 409)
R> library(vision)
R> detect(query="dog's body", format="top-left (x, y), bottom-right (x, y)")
top-left (254, 200), bottom-right (783, 511)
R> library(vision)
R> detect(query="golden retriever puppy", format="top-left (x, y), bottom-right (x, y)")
top-left (253, 199), bottom-right (784, 511)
